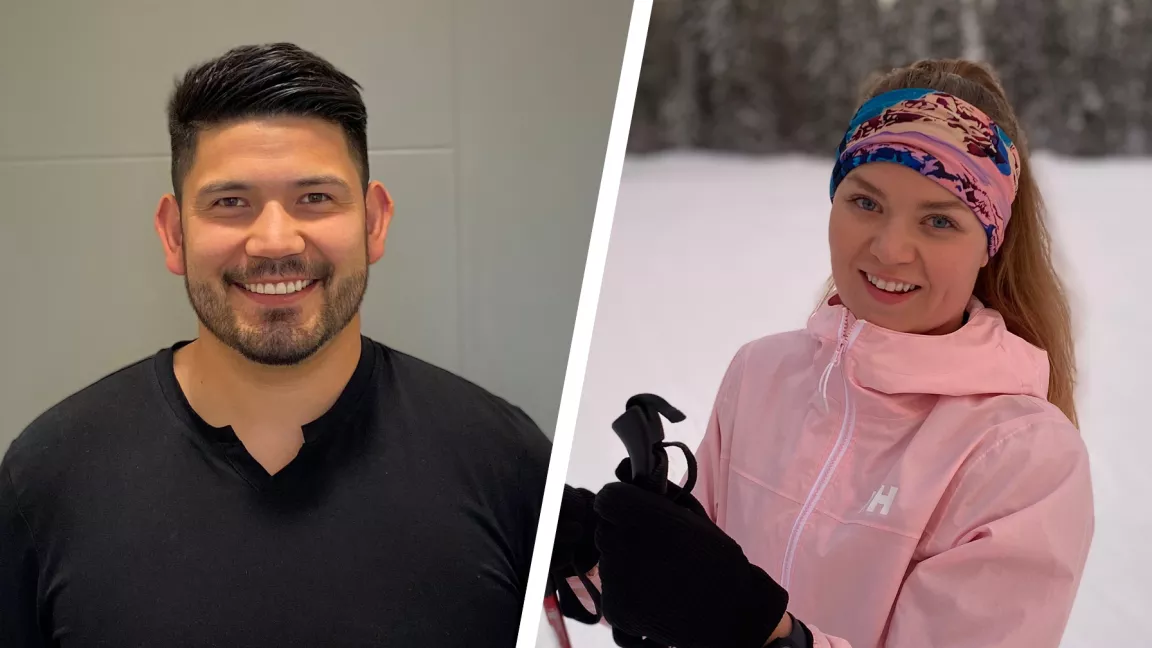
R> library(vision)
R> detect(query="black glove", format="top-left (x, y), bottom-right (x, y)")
top-left (551, 485), bottom-right (600, 578)
top-left (593, 468), bottom-right (790, 648)
top-left (548, 485), bottom-right (602, 623)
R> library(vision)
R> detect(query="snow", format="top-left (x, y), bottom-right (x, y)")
top-left (538, 151), bottom-right (1152, 646)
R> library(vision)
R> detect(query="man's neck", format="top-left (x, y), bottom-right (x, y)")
top-left (174, 317), bottom-right (364, 432)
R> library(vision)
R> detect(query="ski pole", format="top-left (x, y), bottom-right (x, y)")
top-left (606, 393), bottom-right (688, 648)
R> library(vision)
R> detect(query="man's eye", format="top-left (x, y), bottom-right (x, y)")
top-left (302, 193), bottom-right (331, 204)
top-left (215, 197), bottom-right (247, 208)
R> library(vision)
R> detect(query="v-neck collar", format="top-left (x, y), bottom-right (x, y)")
top-left (154, 336), bottom-right (379, 486)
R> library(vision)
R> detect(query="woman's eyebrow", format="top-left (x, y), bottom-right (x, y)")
top-left (845, 176), bottom-right (886, 198)
top-left (918, 196), bottom-right (967, 210)
top-left (847, 175), bottom-right (965, 210)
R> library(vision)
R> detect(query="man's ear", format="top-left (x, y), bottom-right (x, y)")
top-left (365, 181), bottom-right (395, 265)
top-left (155, 194), bottom-right (186, 275)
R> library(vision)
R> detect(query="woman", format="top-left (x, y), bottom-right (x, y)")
top-left (550, 59), bottom-right (1094, 648)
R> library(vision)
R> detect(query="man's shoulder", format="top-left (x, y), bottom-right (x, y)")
top-left (6, 352), bottom-right (161, 470)
top-left (370, 340), bottom-right (551, 452)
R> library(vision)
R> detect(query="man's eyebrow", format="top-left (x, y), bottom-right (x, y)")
top-left (294, 175), bottom-right (353, 192)
top-left (195, 175), bottom-right (353, 199)
top-left (197, 180), bottom-right (251, 198)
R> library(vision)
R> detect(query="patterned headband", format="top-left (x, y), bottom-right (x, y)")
top-left (829, 88), bottom-right (1021, 256)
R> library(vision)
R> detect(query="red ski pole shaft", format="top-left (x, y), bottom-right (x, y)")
top-left (543, 592), bottom-right (573, 648)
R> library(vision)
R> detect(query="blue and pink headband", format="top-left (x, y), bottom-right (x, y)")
top-left (829, 88), bottom-right (1021, 256)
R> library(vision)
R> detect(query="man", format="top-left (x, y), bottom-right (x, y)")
top-left (0, 43), bottom-right (551, 647)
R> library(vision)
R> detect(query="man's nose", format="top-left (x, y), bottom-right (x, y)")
top-left (245, 202), bottom-right (306, 259)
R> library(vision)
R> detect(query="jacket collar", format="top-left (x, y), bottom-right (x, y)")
top-left (806, 294), bottom-right (1050, 402)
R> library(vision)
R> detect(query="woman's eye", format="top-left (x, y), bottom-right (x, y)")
top-left (302, 193), bottom-right (331, 204)
top-left (927, 215), bottom-right (956, 229)
top-left (852, 196), bottom-right (878, 212)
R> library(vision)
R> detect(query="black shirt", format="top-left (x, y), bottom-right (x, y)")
top-left (0, 337), bottom-right (552, 647)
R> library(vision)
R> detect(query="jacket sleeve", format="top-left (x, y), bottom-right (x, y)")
top-left (808, 414), bottom-right (1094, 648)
top-left (692, 344), bottom-right (751, 525)
top-left (697, 346), bottom-right (857, 648)
top-left (0, 460), bottom-right (49, 647)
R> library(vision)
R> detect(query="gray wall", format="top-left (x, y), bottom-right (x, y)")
top-left (0, 0), bottom-right (633, 445)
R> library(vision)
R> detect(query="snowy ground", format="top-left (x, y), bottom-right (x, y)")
top-left (537, 151), bottom-right (1152, 647)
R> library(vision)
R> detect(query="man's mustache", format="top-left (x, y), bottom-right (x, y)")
top-left (221, 258), bottom-right (334, 283)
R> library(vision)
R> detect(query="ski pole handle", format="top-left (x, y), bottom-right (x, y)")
top-left (610, 394), bottom-right (685, 494)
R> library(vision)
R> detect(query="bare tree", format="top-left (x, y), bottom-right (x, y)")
top-left (1135, 0), bottom-right (1152, 152)
top-left (826, 0), bottom-right (884, 143)
top-left (628, 0), bottom-right (683, 152)
top-left (703, 0), bottom-right (789, 153)
top-left (626, 0), bottom-right (1152, 156)
top-left (983, 0), bottom-right (1052, 148)
top-left (1078, 0), bottom-right (1116, 156)
top-left (1114, 0), bottom-right (1151, 153)
top-left (880, 0), bottom-right (915, 68)
top-left (922, 0), bottom-right (964, 58)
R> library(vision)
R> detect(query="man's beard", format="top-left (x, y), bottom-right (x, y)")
top-left (184, 257), bottom-right (368, 366)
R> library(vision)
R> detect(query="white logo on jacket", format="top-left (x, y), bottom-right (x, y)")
top-left (864, 485), bottom-right (899, 516)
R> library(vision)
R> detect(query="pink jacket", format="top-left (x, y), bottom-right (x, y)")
top-left (575, 296), bottom-right (1094, 647)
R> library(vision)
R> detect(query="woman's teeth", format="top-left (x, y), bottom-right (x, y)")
top-left (867, 273), bottom-right (919, 293)
top-left (242, 279), bottom-right (315, 295)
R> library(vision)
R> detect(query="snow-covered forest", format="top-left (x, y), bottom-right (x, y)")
top-left (628, 0), bottom-right (1152, 156)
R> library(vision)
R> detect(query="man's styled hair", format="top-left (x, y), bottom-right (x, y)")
top-left (167, 42), bottom-right (370, 205)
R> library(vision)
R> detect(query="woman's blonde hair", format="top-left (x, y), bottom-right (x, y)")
top-left (819, 59), bottom-right (1079, 427)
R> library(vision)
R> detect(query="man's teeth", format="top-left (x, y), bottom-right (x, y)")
top-left (242, 279), bottom-right (315, 295)
top-left (867, 274), bottom-right (919, 293)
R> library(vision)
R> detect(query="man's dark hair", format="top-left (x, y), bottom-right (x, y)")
top-left (167, 42), bottom-right (369, 206)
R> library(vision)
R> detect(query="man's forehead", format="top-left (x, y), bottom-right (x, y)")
top-left (189, 139), bottom-right (355, 187)
top-left (181, 117), bottom-right (361, 197)
top-left (192, 118), bottom-right (351, 162)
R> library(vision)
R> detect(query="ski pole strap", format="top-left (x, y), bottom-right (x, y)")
top-left (552, 566), bottom-right (604, 624)
top-left (660, 441), bottom-right (697, 497)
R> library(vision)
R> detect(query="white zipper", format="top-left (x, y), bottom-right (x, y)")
top-left (817, 313), bottom-right (848, 412)
top-left (781, 315), bottom-right (865, 588)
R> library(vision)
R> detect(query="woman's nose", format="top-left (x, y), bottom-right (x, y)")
top-left (869, 219), bottom-right (916, 266)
